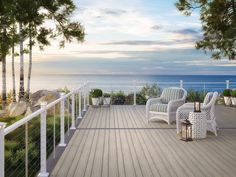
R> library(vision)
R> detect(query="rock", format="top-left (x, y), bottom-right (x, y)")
top-left (9, 101), bottom-right (27, 117)
top-left (31, 90), bottom-right (60, 106)
top-left (7, 102), bottom-right (17, 112)
top-left (30, 90), bottom-right (64, 115)
top-left (0, 110), bottom-right (8, 118)
top-left (24, 106), bottom-right (33, 116)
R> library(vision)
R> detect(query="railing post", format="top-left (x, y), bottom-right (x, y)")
top-left (133, 80), bottom-right (136, 106)
top-left (87, 84), bottom-right (90, 107)
top-left (0, 122), bottom-right (6, 177)
top-left (78, 90), bottom-right (82, 119)
top-left (83, 86), bottom-right (87, 112)
top-left (180, 80), bottom-right (183, 88)
top-left (226, 80), bottom-right (230, 89)
top-left (38, 102), bottom-right (49, 177)
top-left (59, 93), bottom-right (66, 147)
top-left (70, 93), bottom-right (76, 130)
top-left (203, 82), bottom-right (206, 95)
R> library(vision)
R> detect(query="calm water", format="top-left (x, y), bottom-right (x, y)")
top-left (4, 74), bottom-right (236, 93)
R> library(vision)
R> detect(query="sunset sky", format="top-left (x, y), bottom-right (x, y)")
top-left (5, 0), bottom-right (236, 75)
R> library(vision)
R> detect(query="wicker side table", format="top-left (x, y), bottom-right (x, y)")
top-left (189, 112), bottom-right (207, 139)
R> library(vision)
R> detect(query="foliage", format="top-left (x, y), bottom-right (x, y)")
top-left (57, 87), bottom-right (70, 94)
top-left (231, 90), bottom-right (236, 97)
top-left (111, 91), bottom-right (126, 105)
top-left (91, 89), bottom-right (103, 98)
top-left (2, 113), bottom-right (70, 176)
top-left (186, 90), bottom-right (205, 102)
top-left (176, 0), bottom-right (236, 60)
top-left (223, 89), bottom-right (232, 96)
top-left (1, 0), bottom-right (85, 106)
top-left (103, 93), bottom-right (111, 97)
top-left (139, 84), bottom-right (162, 99)
top-left (125, 93), bottom-right (147, 105)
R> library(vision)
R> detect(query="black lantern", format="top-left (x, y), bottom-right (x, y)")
top-left (180, 119), bottom-right (193, 142)
top-left (194, 94), bottom-right (201, 112)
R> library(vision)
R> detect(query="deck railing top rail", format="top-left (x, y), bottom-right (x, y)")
top-left (0, 82), bottom-right (90, 177)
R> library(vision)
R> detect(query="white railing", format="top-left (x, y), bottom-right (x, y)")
top-left (0, 79), bottom-right (235, 177)
top-left (89, 80), bottom-right (235, 105)
top-left (0, 82), bottom-right (90, 177)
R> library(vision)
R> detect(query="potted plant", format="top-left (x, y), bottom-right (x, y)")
top-left (231, 90), bottom-right (236, 106)
top-left (223, 89), bottom-right (231, 106)
top-left (103, 93), bottom-right (111, 106)
top-left (91, 89), bottom-right (103, 107)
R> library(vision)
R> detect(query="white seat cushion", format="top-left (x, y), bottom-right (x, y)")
top-left (150, 103), bottom-right (168, 113)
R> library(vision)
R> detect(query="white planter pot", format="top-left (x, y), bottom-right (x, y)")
top-left (224, 96), bottom-right (231, 106)
top-left (92, 97), bottom-right (101, 106)
top-left (103, 97), bottom-right (111, 106)
top-left (231, 97), bottom-right (236, 106)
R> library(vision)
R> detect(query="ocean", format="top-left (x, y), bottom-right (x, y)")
top-left (4, 74), bottom-right (236, 93)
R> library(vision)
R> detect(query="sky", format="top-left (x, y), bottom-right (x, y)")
top-left (5, 0), bottom-right (236, 75)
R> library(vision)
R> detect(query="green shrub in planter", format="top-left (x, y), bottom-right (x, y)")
top-left (223, 89), bottom-right (232, 106)
top-left (231, 90), bottom-right (236, 97)
top-left (91, 89), bottom-right (103, 98)
top-left (103, 93), bottom-right (111, 97)
top-left (223, 89), bottom-right (231, 97)
top-left (231, 90), bottom-right (236, 106)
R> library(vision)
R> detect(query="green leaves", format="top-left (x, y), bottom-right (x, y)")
top-left (176, 0), bottom-right (236, 60)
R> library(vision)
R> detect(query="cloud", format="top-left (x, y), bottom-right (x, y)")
top-left (168, 28), bottom-right (202, 41)
top-left (102, 8), bottom-right (128, 16)
top-left (151, 25), bottom-right (162, 30)
top-left (102, 38), bottom-right (197, 46)
top-left (172, 28), bottom-right (200, 35)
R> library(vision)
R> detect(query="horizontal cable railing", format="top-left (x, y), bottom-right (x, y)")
top-left (89, 80), bottom-right (234, 105)
top-left (0, 82), bottom-right (90, 177)
top-left (0, 79), bottom-right (235, 177)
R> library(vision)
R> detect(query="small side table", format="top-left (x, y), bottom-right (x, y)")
top-left (189, 112), bottom-right (207, 139)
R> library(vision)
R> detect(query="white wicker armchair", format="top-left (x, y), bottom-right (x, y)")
top-left (176, 92), bottom-right (218, 136)
top-left (146, 87), bottom-right (187, 124)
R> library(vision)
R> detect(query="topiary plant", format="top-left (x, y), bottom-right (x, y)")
top-left (91, 89), bottom-right (103, 98)
top-left (231, 90), bottom-right (236, 97)
top-left (103, 93), bottom-right (111, 97)
top-left (223, 89), bottom-right (231, 97)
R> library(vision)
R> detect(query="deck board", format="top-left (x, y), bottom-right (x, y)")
top-left (51, 105), bottom-right (236, 177)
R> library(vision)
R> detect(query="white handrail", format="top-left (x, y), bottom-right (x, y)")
top-left (0, 82), bottom-right (89, 177)
top-left (3, 86), bottom-right (86, 136)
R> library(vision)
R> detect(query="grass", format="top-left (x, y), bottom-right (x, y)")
top-left (0, 115), bottom-right (24, 127)
top-left (4, 113), bottom-right (71, 177)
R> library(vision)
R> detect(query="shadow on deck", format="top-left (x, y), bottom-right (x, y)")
top-left (51, 105), bottom-right (236, 177)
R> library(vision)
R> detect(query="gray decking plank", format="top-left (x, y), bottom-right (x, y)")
top-left (51, 105), bottom-right (95, 176)
top-left (51, 105), bottom-right (236, 177)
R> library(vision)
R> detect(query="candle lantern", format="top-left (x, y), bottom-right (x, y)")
top-left (180, 119), bottom-right (193, 142)
top-left (194, 94), bottom-right (201, 112)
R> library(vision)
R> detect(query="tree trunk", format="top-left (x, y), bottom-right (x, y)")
top-left (19, 22), bottom-right (25, 101)
top-left (12, 44), bottom-right (16, 102)
top-left (1, 55), bottom-right (7, 109)
top-left (1, 24), bottom-right (7, 109)
top-left (26, 27), bottom-right (32, 102)
top-left (232, 0), bottom-right (235, 13)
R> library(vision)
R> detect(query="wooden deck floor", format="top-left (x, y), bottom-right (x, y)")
top-left (51, 105), bottom-right (236, 177)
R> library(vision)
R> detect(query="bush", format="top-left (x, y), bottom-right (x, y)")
top-left (139, 84), bottom-right (161, 99)
top-left (103, 93), bottom-right (111, 97)
top-left (91, 89), bottom-right (103, 98)
top-left (231, 90), bottom-right (236, 97)
top-left (112, 91), bottom-right (126, 105)
top-left (186, 90), bottom-right (205, 102)
top-left (223, 89), bottom-right (231, 97)
top-left (125, 93), bottom-right (147, 105)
